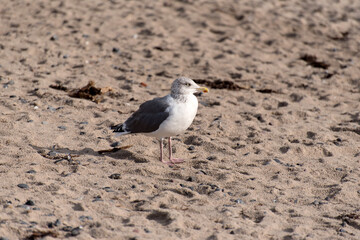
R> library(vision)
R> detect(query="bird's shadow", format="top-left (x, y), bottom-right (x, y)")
top-left (29, 144), bottom-right (149, 163)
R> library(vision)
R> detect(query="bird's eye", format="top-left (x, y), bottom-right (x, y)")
top-left (186, 83), bottom-right (191, 86)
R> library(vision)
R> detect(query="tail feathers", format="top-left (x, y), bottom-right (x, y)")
top-left (115, 131), bottom-right (130, 137)
top-left (111, 123), bottom-right (130, 136)
top-left (111, 123), bottom-right (124, 132)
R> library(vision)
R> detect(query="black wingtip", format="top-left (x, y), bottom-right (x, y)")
top-left (111, 124), bottom-right (124, 132)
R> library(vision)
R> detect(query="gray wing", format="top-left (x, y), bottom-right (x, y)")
top-left (114, 95), bottom-right (170, 134)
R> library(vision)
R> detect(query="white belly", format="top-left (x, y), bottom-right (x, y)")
top-left (146, 95), bottom-right (198, 138)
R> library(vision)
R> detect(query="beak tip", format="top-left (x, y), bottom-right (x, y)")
top-left (197, 87), bottom-right (209, 93)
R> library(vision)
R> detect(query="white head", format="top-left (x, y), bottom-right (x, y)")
top-left (171, 77), bottom-right (208, 96)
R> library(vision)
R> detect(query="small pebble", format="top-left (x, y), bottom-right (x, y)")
top-left (186, 176), bottom-right (194, 182)
top-left (17, 183), bottom-right (29, 189)
top-left (63, 54), bottom-right (69, 59)
top-left (246, 101), bottom-right (256, 107)
top-left (79, 132), bottom-right (86, 135)
top-left (110, 142), bottom-right (121, 148)
top-left (9, 95), bottom-right (16, 98)
top-left (274, 158), bottom-right (282, 164)
top-left (312, 200), bottom-right (324, 206)
top-left (41, 121), bottom-right (48, 125)
top-left (93, 195), bottom-right (102, 202)
top-left (79, 215), bottom-right (93, 222)
top-left (48, 151), bottom-right (58, 157)
top-left (16, 205), bottom-right (30, 210)
top-left (48, 219), bottom-right (61, 228)
top-left (79, 121), bottom-right (88, 125)
top-left (234, 199), bottom-right (245, 204)
top-left (307, 131), bottom-right (316, 139)
top-left (54, 219), bottom-right (61, 226)
top-left (50, 35), bottom-right (58, 41)
top-left (103, 187), bottom-right (114, 192)
top-left (3, 80), bottom-right (15, 88)
top-left (188, 145), bottom-right (195, 151)
top-left (47, 106), bottom-right (57, 112)
top-left (279, 146), bottom-right (290, 154)
top-left (72, 203), bottom-right (85, 211)
top-left (206, 156), bottom-right (217, 161)
top-left (254, 113), bottom-right (265, 123)
top-left (26, 170), bottom-right (36, 174)
top-left (112, 47), bottom-right (120, 53)
top-left (70, 227), bottom-right (81, 236)
top-left (25, 200), bottom-right (35, 206)
top-left (58, 126), bottom-right (67, 130)
top-left (278, 101), bottom-right (288, 108)
top-left (62, 226), bottom-right (73, 232)
top-left (109, 173), bottom-right (121, 179)
top-left (262, 160), bottom-right (271, 166)
top-left (323, 148), bottom-right (333, 157)
top-left (233, 143), bottom-right (245, 150)
top-left (197, 170), bottom-right (207, 175)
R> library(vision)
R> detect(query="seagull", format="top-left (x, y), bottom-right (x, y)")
top-left (111, 77), bottom-right (208, 165)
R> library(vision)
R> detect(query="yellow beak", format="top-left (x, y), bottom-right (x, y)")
top-left (196, 87), bottom-right (209, 93)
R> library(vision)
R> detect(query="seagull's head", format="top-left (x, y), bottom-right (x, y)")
top-left (171, 77), bottom-right (208, 95)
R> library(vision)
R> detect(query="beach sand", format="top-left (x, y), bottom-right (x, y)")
top-left (0, 0), bottom-right (360, 239)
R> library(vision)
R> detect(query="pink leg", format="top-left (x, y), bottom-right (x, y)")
top-left (160, 138), bottom-right (172, 165)
top-left (168, 137), bottom-right (184, 164)
top-left (159, 138), bottom-right (164, 162)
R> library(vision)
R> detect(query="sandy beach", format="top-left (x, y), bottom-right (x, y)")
top-left (1, 0), bottom-right (360, 239)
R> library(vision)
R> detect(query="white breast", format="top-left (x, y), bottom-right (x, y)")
top-left (146, 94), bottom-right (198, 138)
